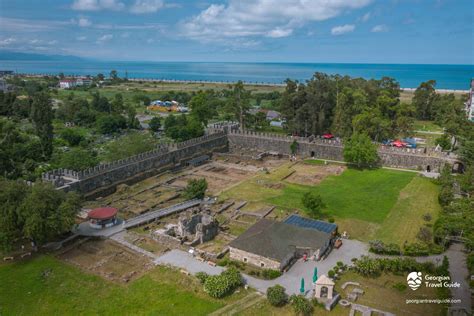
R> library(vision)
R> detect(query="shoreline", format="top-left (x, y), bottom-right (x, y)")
top-left (10, 72), bottom-right (471, 93)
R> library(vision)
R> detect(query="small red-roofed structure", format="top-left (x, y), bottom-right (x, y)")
top-left (87, 207), bottom-right (118, 229)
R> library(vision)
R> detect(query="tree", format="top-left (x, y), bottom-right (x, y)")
top-left (60, 129), bottom-right (85, 146)
top-left (56, 148), bottom-right (98, 171)
top-left (413, 80), bottom-right (438, 120)
top-left (19, 183), bottom-right (80, 244)
top-left (101, 132), bottom-right (158, 161)
top-left (189, 91), bottom-right (218, 125)
top-left (290, 140), bottom-right (298, 155)
top-left (149, 117), bottom-right (161, 132)
top-left (226, 81), bottom-right (251, 128)
top-left (267, 285), bottom-right (288, 307)
top-left (184, 178), bottom-right (208, 200)
top-left (96, 114), bottom-right (127, 134)
top-left (302, 192), bottom-right (325, 218)
top-left (109, 70), bottom-right (118, 81)
top-left (30, 92), bottom-right (54, 158)
top-left (0, 180), bottom-right (29, 251)
top-left (343, 132), bottom-right (379, 168)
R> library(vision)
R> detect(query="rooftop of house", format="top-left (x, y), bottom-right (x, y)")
top-left (284, 214), bottom-right (337, 234)
top-left (229, 218), bottom-right (332, 263)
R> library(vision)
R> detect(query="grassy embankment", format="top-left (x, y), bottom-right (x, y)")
top-left (0, 256), bottom-right (249, 315)
top-left (220, 162), bottom-right (441, 245)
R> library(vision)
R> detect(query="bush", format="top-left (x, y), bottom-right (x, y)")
top-left (369, 240), bottom-right (401, 255)
top-left (404, 242), bottom-right (430, 256)
top-left (327, 269), bottom-right (335, 278)
top-left (203, 267), bottom-right (242, 298)
top-left (217, 258), bottom-right (229, 267)
top-left (417, 227), bottom-right (433, 243)
top-left (336, 261), bottom-right (344, 268)
top-left (290, 295), bottom-right (313, 316)
top-left (266, 285), bottom-right (287, 307)
top-left (353, 256), bottom-right (435, 277)
top-left (195, 272), bottom-right (209, 284)
top-left (262, 269), bottom-right (282, 280)
top-left (423, 213), bottom-right (432, 222)
top-left (438, 186), bottom-right (454, 207)
top-left (184, 178), bottom-right (208, 200)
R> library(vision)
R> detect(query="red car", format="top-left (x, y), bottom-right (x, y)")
top-left (392, 140), bottom-right (407, 148)
top-left (322, 133), bottom-right (334, 139)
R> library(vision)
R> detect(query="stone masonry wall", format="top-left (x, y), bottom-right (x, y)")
top-left (229, 246), bottom-right (281, 270)
top-left (42, 132), bottom-right (228, 195)
top-left (227, 130), bottom-right (459, 172)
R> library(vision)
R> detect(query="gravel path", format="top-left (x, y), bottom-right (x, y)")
top-left (445, 243), bottom-right (472, 314)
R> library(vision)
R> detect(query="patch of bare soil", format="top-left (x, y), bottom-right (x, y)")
top-left (286, 164), bottom-right (346, 186)
top-left (58, 239), bottom-right (153, 283)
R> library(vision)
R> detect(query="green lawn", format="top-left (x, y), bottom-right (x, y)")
top-left (268, 168), bottom-right (415, 223)
top-left (0, 256), bottom-right (230, 316)
top-left (220, 163), bottom-right (441, 244)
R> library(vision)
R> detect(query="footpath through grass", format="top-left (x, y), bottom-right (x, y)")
top-left (0, 256), bottom-right (229, 316)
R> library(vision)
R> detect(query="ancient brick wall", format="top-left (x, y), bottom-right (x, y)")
top-left (229, 246), bottom-right (281, 270)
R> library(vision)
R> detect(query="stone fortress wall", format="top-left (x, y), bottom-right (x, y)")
top-left (43, 122), bottom-right (460, 196)
top-left (42, 131), bottom-right (228, 195)
top-left (225, 128), bottom-right (460, 172)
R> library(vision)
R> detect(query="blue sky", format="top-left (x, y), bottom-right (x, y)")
top-left (0, 0), bottom-right (472, 64)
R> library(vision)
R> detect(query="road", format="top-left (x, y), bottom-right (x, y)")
top-left (445, 243), bottom-right (472, 314)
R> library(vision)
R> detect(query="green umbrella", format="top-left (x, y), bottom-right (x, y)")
top-left (300, 278), bottom-right (305, 294)
top-left (313, 267), bottom-right (318, 283)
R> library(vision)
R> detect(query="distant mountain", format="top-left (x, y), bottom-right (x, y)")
top-left (0, 50), bottom-right (84, 61)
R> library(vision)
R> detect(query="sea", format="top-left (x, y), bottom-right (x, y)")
top-left (1, 60), bottom-right (473, 90)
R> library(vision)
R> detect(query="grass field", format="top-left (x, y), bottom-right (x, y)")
top-left (220, 163), bottom-right (440, 245)
top-left (0, 256), bottom-right (247, 316)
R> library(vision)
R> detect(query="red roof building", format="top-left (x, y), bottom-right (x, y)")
top-left (87, 207), bottom-right (118, 229)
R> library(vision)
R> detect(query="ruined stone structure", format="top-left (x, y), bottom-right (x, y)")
top-left (43, 122), bottom-right (461, 196)
top-left (153, 211), bottom-right (218, 246)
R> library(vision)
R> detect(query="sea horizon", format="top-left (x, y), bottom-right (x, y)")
top-left (1, 59), bottom-right (473, 90)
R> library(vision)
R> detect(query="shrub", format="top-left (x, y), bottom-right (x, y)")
top-left (327, 269), bottom-right (335, 278)
top-left (217, 258), bottom-right (229, 267)
top-left (353, 256), bottom-right (435, 277)
top-left (336, 261), bottom-right (344, 267)
top-left (266, 285), bottom-right (287, 307)
top-left (423, 213), bottom-right (432, 222)
top-left (203, 267), bottom-right (242, 298)
top-left (290, 295), bottom-right (313, 316)
top-left (438, 186), bottom-right (454, 207)
top-left (262, 269), bottom-right (282, 280)
top-left (369, 240), bottom-right (401, 255)
top-left (184, 178), bottom-right (208, 200)
top-left (404, 242), bottom-right (430, 256)
top-left (203, 275), bottom-right (231, 298)
top-left (328, 217), bottom-right (335, 223)
top-left (195, 272), bottom-right (209, 284)
top-left (221, 267), bottom-right (243, 289)
top-left (417, 227), bottom-right (433, 243)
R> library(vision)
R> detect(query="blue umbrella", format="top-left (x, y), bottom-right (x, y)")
top-left (313, 267), bottom-right (318, 283)
top-left (300, 278), bottom-right (305, 294)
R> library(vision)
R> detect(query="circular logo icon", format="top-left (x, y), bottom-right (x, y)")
top-left (407, 271), bottom-right (423, 290)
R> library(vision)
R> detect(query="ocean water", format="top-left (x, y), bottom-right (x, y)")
top-left (0, 60), bottom-right (473, 90)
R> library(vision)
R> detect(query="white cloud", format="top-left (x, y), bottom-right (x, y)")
top-left (131, 0), bottom-right (164, 14)
top-left (360, 12), bottom-right (371, 22)
top-left (331, 24), bottom-right (355, 35)
top-left (146, 38), bottom-right (155, 43)
top-left (371, 24), bottom-right (389, 32)
top-left (72, 0), bottom-right (124, 11)
top-left (181, 0), bottom-right (372, 42)
top-left (77, 36), bottom-right (87, 41)
top-left (0, 37), bottom-right (16, 46)
top-left (0, 17), bottom-right (70, 32)
top-left (96, 34), bottom-right (113, 43)
top-left (266, 28), bottom-right (293, 38)
top-left (78, 17), bottom-right (92, 27)
top-left (48, 40), bottom-right (58, 45)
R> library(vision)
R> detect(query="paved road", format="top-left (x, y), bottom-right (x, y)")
top-left (445, 243), bottom-right (472, 314)
top-left (155, 240), bottom-right (369, 297)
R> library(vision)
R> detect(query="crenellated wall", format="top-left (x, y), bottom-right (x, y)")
top-left (226, 129), bottom-right (460, 172)
top-left (43, 123), bottom-right (461, 196)
top-left (42, 131), bottom-right (228, 196)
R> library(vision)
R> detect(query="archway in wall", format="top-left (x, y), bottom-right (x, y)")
top-left (311, 151), bottom-right (315, 158)
top-left (320, 286), bottom-right (328, 298)
top-left (426, 165), bottom-right (431, 172)
top-left (452, 162), bottom-right (465, 174)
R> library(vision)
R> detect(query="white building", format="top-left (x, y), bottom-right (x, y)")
top-left (59, 79), bottom-right (77, 89)
top-left (467, 79), bottom-right (474, 122)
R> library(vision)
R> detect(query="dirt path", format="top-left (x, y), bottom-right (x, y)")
top-left (445, 243), bottom-right (472, 314)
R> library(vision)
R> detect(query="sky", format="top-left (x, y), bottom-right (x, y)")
top-left (0, 0), bottom-right (472, 64)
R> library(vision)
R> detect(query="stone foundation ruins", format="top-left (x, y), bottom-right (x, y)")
top-left (43, 122), bottom-right (461, 195)
top-left (153, 210), bottom-right (219, 247)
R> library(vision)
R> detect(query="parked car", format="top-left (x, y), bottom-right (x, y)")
top-left (322, 133), bottom-right (334, 139)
